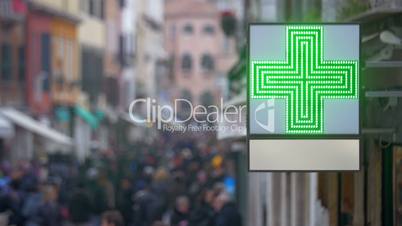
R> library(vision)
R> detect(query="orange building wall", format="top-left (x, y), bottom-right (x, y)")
top-left (51, 18), bottom-right (79, 105)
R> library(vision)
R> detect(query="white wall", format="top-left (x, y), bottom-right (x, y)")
top-left (146, 0), bottom-right (164, 23)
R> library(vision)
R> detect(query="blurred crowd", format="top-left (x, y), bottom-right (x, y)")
top-left (0, 140), bottom-right (241, 226)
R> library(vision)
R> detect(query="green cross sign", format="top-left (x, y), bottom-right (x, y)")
top-left (251, 25), bottom-right (359, 134)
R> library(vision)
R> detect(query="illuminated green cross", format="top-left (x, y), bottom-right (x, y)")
top-left (251, 25), bottom-right (359, 134)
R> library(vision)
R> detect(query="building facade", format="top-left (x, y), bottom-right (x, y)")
top-left (165, 0), bottom-right (237, 108)
top-left (120, 0), bottom-right (137, 110)
top-left (0, 0), bottom-right (26, 107)
top-left (26, 0), bottom-right (80, 115)
top-left (104, 0), bottom-right (122, 108)
top-left (135, 0), bottom-right (165, 100)
top-left (79, 0), bottom-right (106, 106)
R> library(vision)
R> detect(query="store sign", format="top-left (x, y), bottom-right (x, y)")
top-left (248, 24), bottom-right (360, 171)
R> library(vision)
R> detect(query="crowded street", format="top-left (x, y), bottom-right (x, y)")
top-left (0, 138), bottom-right (241, 226)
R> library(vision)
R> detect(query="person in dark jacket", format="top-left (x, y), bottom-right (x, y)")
top-left (189, 189), bottom-right (214, 226)
top-left (68, 182), bottom-right (93, 225)
top-left (38, 184), bottom-right (61, 226)
top-left (212, 192), bottom-right (242, 226)
top-left (170, 196), bottom-right (190, 226)
top-left (22, 181), bottom-right (42, 226)
top-left (116, 178), bottom-right (134, 225)
top-left (133, 185), bottom-right (161, 226)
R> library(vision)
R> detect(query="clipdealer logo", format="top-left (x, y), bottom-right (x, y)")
top-left (254, 100), bottom-right (275, 133)
top-left (128, 98), bottom-right (246, 133)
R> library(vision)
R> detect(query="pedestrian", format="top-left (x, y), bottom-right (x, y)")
top-left (170, 196), bottom-right (190, 226)
top-left (132, 183), bottom-right (159, 226)
top-left (116, 178), bottom-right (133, 225)
top-left (5, 171), bottom-right (25, 226)
top-left (68, 182), bottom-right (93, 226)
top-left (38, 184), bottom-right (61, 226)
top-left (101, 210), bottom-right (124, 226)
top-left (211, 192), bottom-right (241, 226)
top-left (189, 189), bottom-right (214, 226)
top-left (22, 180), bottom-right (42, 226)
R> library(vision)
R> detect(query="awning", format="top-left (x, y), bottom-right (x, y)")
top-left (75, 105), bottom-right (104, 129)
top-left (0, 114), bottom-right (14, 138)
top-left (0, 108), bottom-right (73, 146)
top-left (28, 1), bottom-right (80, 24)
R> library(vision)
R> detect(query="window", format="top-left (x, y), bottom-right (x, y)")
top-left (183, 24), bottom-right (193, 34)
top-left (128, 34), bottom-right (135, 58)
top-left (41, 33), bottom-right (50, 91)
top-left (181, 54), bottom-right (192, 72)
top-left (118, 34), bottom-right (135, 67)
top-left (18, 46), bottom-right (25, 82)
top-left (53, 37), bottom-right (63, 77)
top-left (66, 40), bottom-right (74, 81)
top-left (104, 77), bottom-right (119, 106)
top-left (180, 89), bottom-right (192, 113)
top-left (119, 35), bottom-right (125, 65)
top-left (1, 44), bottom-right (12, 81)
top-left (84, 0), bottom-right (103, 19)
top-left (89, 0), bottom-right (95, 16)
top-left (100, 0), bottom-right (105, 19)
top-left (203, 25), bottom-right (215, 35)
top-left (200, 91), bottom-right (215, 120)
top-left (81, 48), bottom-right (104, 100)
top-left (201, 54), bottom-right (215, 72)
top-left (200, 91), bottom-right (214, 106)
top-left (120, 0), bottom-right (126, 8)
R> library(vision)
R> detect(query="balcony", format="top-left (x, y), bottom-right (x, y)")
top-left (28, 0), bottom-right (80, 23)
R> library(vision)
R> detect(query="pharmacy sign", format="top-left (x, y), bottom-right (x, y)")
top-left (248, 24), bottom-right (360, 171)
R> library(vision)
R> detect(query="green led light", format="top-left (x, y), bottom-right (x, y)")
top-left (250, 25), bottom-right (359, 134)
